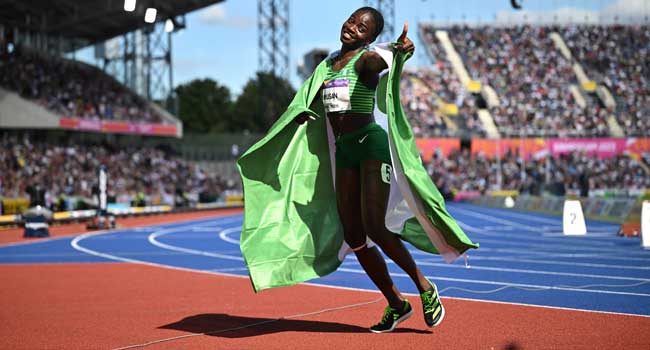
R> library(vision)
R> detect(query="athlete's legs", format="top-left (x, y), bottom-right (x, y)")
top-left (360, 159), bottom-right (431, 293)
top-left (336, 166), bottom-right (405, 309)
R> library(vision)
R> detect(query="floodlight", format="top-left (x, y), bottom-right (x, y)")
top-left (145, 8), bottom-right (157, 23)
top-left (124, 0), bottom-right (136, 12)
top-left (165, 19), bottom-right (174, 32)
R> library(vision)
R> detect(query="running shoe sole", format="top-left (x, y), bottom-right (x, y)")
top-left (369, 308), bottom-right (414, 333)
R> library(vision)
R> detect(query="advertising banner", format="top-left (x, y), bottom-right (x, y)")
top-left (430, 138), bottom-right (650, 160)
top-left (59, 117), bottom-right (178, 137)
top-left (415, 138), bottom-right (461, 162)
top-left (547, 138), bottom-right (628, 159)
top-left (470, 138), bottom-right (548, 159)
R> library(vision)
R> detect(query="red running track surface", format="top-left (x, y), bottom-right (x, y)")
top-left (1, 261), bottom-right (649, 350)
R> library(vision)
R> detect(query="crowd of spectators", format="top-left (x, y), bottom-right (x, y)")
top-left (401, 66), bottom-right (485, 137)
top-left (404, 29), bottom-right (485, 137)
top-left (0, 48), bottom-right (166, 124)
top-left (2, 131), bottom-right (646, 214)
top-left (400, 69), bottom-right (449, 137)
top-left (439, 25), bottom-right (609, 137)
top-left (562, 25), bottom-right (650, 136)
top-left (0, 135), bottom-right (240, 213)
top-left (424, 148), bottom-right (649, 198)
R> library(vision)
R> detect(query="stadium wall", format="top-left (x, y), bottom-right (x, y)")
top-left (0, 88), bottom-right (59, 129)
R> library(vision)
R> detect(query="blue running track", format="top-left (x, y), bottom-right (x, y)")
top-left (1, 203), bottom-right (649, 317)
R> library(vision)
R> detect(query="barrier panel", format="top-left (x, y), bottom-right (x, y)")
top-left (59, 117), bottom-right (178, 137)
top-left (469, 194), bottom-right (637, 224)
top-left (619, 195), bottom-right (650, 237)
top-left (1, 198), bottom-right (30, 215)
top-left (0, 202), bottom-right (243, 226)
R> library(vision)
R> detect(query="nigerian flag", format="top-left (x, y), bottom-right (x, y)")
top-left (236, 45), bottom-right (478, 292)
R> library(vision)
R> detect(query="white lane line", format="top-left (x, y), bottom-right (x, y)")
top-left (0, 232), bottom-right (105, 248)
top-left (418, 246), bottom-right (650, 264)
top-left (209, 267), bottom-right (249, 272)
top-left (456, 219), bottom-right (647, 255)
top-left (342, 255), bottom-right (650, 281)
top-left (456, 219), bottom-right (637, 251)
top-left (452, 206), bottom-right (551, 232)
top-left (148, 227), bottom-right (244, 262)
top-left (455, 227), bottom-right (647, 257)
top-left (190, 227), bottom-right (223, 232)
top-left (1, 216), bottom-right (235, 249)
top-left (335, 267), bottom-right (650, 297)
top-left (216, 229), bottom-right (650, 276)
top-left (412, 260), bottom-right (650, 282)
top-left (461, 249), bottom-right (650, 262)
top-left (454, 206), bottom-right (620, 238)
top-left (145, 227), bottom-right (650, 298)
top-left (472, 237), bottom-right (650, 255)
top-left (80, 225), bottom-right (650, 300)
top-left (452, 204), bottom-right (619, 230)
top-left (304, 280), bottom-right (650, 319)
top-left (218, 226), bottom-right (242, 245)
top-left (70, 218), bottom-right (650, 319)
top-left (166, 226), bottom-right (650, 289)
top-left (0, 251), bottom-right (197, 258)
top-left (449, 204), bottom-right (562, 225)
top-left (466, 255), bottom-right (650, 270)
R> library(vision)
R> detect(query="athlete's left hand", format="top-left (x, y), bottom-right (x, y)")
top-left (394, 21), bottom-right (415, 55)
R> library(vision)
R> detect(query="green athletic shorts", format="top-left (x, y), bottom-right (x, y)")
top-left (335, 122), bottom-right (391, 169)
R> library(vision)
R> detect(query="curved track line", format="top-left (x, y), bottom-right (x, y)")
top-left (218, 226), bottom-right (242, 245)
top-left (335, 267), bottom-right (650, 298)
top-left (148, 227), bottom-right (244, 261)
top-left (69, 214), bottom-right (650, 318)
top-left (148, 226), bottom-right (650, 297)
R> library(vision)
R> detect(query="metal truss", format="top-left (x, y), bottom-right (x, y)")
top-left (257, 0), bottom-right (290, 79)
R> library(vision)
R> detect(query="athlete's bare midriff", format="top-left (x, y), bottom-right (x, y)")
top-left (328, 112), bottom-right (375, 136)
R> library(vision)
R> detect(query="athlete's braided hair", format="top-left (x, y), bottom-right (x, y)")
top-left (355, 7), bottom-right (384, 42)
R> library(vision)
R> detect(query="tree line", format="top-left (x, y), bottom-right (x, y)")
top-left (173, 72), bottom-right (296, 134)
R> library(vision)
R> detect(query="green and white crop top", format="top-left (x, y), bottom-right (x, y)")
top-left (322, 49), bottom-right (375, 114)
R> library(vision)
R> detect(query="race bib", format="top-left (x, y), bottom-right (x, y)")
top-left (323, 79), bottom-right (351, 113)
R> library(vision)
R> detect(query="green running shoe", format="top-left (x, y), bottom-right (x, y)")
top-left (420, 280), bottom-right (445, 327)
top-left (369, 299), bottom-right (413, 333)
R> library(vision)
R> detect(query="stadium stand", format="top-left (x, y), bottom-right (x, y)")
top-left (562, 25), bottom-right (650, 136)
top-left (442, 25), bottom-right (609, 137)
top-left (401, 67), bottom-right (486, 138)
top-left (0, 135), bottom-right (241, 213)
top-left (400, 69), bottom-right (451, 137)
top-left (0, 48), bottom-right (166, 124)
top-left (411, 27), bottom-right (486, 137)
top-left (415, 23), bottom-right (649, 138)
top-left (423, 148), bottom-right (649, 198)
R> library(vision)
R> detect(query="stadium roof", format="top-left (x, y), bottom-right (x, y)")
top-left (0, 0), bottom-right (224, 47)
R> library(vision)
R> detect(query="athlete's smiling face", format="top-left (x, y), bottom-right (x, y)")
top-left (340, 10), bottom-right (377, 47)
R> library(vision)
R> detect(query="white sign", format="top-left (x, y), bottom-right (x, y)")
top-left (642, 201), bottom-right (650, 249)
top-left (563, 200), bottom-right (587, 236)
